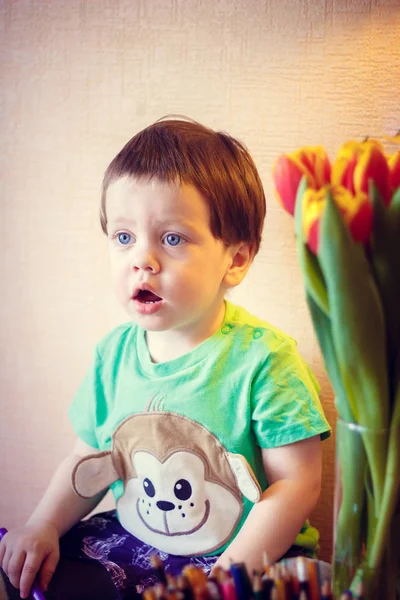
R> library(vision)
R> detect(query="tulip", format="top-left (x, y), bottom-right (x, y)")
top-left (302, 185), bottom-right (373, 255)
top-left (274, 136), bottom-right (400, 599)
top-left (301, 187), bottom-right (326, 254)
top-left (334, 185), bottom-right (374, 245)
top-left (383, 132), bottom-right (400, 144)
top-left (388, 151), bottom-right (400, 194)
top-left (332, 140), bottom-right (391, 206)
top-left (272, 146), bottom-right (331, 215)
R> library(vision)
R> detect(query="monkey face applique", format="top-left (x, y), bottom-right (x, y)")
top-left (72, 412), bottom-right (261, 556)
top-left (130, 451), bottom-right (222, 535)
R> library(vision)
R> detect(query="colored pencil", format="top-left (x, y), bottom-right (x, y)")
top-left (296, 557), bottom-right (310, 599)
top-left (320, 580), bottom-right (332, 600)
top-left (229, 561), bottom-right (253, 600)
top-left (280, 562), bottom-right (294, 599)
top-left (176, 575), bottom-right (194, 600)
top-left (220, 573), bottom-right (238, 600)
top-left (263, 551), bottom-right (272, 576)
top-left (142, 554), bottom-right (341, 600)
top-left (151, 554), bottom-right (168, 585)
top-left (306, 559), bottom-right (320, 600)
top-left (270, 585), bottom-right (279, 600)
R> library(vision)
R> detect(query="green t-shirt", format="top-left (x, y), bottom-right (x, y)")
top-left (69, 300), bottom-right (330, 557)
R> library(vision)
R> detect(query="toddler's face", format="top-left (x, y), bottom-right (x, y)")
top-left (105, 176), bottom-right (235, 343)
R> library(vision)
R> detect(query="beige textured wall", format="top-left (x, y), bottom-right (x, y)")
top-left (1, 0), bottom-right (399, 564)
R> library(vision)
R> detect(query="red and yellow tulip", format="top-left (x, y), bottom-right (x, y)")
top-left (302, 185), bottom-right (373, 255)
top-left (273, 133), bottom-right (400, 600)
top-left (272, 146), bottom-right (331, 215)
top-left (332, 139), bottom-right (391, 206)
top-left (388, 151), bottom-right (400, 194)
top-left (384, 132), bottom-right (400, 144)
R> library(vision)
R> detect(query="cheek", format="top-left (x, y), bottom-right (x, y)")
top-left (109, 253), bottom-right (129, 278)
top-left (109, 263), bottom-right (130, 299)
top-left (109, 263), bottom-right (121, 286)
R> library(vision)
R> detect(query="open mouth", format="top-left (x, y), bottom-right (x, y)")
top-left (134, 290), bottom-right (162, 304)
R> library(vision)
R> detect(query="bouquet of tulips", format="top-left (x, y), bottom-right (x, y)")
top-left (272, 136), bottom-right (400, 599)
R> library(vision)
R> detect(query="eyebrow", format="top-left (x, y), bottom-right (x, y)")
top-left (107, 215), bottom-right (199, 229)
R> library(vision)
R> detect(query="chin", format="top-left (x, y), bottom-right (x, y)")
top-left (129, 314), bottom-right (171, 332)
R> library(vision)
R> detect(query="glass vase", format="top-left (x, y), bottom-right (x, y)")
top-left (332, 418), bottom-right (400, 600)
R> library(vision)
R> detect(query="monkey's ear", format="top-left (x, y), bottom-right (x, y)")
top-left (226, 453), bottom-right (262, 503)
top-left (72, 451), bottom-right (118, 498)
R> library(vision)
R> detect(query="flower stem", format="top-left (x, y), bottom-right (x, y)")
top-left (368, 390), bottom-right (400, 569)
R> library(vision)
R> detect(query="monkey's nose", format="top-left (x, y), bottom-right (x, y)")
top-left (156, 500), bottom-right (175, 512)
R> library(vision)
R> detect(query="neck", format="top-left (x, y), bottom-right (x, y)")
top-left (145, 301), bottom-right (226, 363)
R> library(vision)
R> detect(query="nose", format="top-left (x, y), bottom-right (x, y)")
top-left (131, 244), bottom-right (160, 273)
top-left (156, 500), bottom-right (175, 512)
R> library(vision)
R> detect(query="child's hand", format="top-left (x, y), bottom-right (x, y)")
top-left (0, 521), bottom-right (60, 599)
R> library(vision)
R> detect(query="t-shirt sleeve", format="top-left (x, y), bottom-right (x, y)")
top-left (68, 347), bottom-right (105, 449)
top-left (251, 338), bottom-right (331, 448)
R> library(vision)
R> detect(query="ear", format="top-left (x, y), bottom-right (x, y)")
top-left (223, 242), bottom-right (254, 289)
top-left (226, 452), bottom-right (262, 503)
top-left (72, 451), bottom-right (119, 499)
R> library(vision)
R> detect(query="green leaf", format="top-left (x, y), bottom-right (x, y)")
top-left (368, 368), bottom-right (400, 568)
top-left (306, 292), bottom-right (353, 422)
top-left (370, 183), bottom-right (400, 408)
top-left (334, 419), bottom-right (367, 571)
top-left (318, 191), bottom-right (390, 511)
top-left (318, 191), bottom-right (389, 429)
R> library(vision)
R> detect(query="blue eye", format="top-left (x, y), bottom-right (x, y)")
top-left (164, 233), bottom-right (182, 247)
top-left (117, 232), bottom-right (132, 245)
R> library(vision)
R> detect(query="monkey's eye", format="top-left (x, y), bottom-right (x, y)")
top-left (174, 479), bottom-right (192, 501)
top-left (143, 478), bottom-right (155, 498)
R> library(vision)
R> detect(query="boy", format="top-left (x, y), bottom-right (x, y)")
top-left (0, 117), bottom-right (330, 600)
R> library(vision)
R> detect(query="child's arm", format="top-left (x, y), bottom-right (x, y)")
top-left (213, 435), bottom-right (322, 572)
top-left (0, 438), bottom-right (107, 599)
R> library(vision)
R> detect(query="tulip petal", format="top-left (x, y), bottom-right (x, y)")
top-left (388, 151), bottom-right (400, 193)
top-left (272, 155), bottom-right (304, 215)
top-left (307, 220), bottom-right (319, 254)
top-left (348, 199), bottom-right (373, 245)
top-left (331, 185), bottom-right (373, 245)
top-left (383, 133), bottom-right (400, 144)
top-left (333, 139), bottom-right (391, 206)
top-left (301, 187), bottom-right (326, 246)
top-left (354, 146), bottom-right (391, 206)
top-left (332, 156), bottom-right (357, 194)
top-left (294, 177), bottom-right (329, 315)
top-left (297, 147), bottom-right (331, 189)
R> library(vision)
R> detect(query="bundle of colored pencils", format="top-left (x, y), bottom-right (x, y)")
top-left (144, 555), bottom-right (365, 600)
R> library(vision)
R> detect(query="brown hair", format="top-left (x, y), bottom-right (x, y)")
top-left (100, 116), bottom-right (266, 255)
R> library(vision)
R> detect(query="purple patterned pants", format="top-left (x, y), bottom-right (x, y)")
top-left (58, 510), bottom-right (219, 599)
top-left (2, 510), bottom-right (219, 599)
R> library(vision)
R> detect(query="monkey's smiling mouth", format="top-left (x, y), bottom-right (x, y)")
top-left (136, 499), bottom-right (211, 536)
